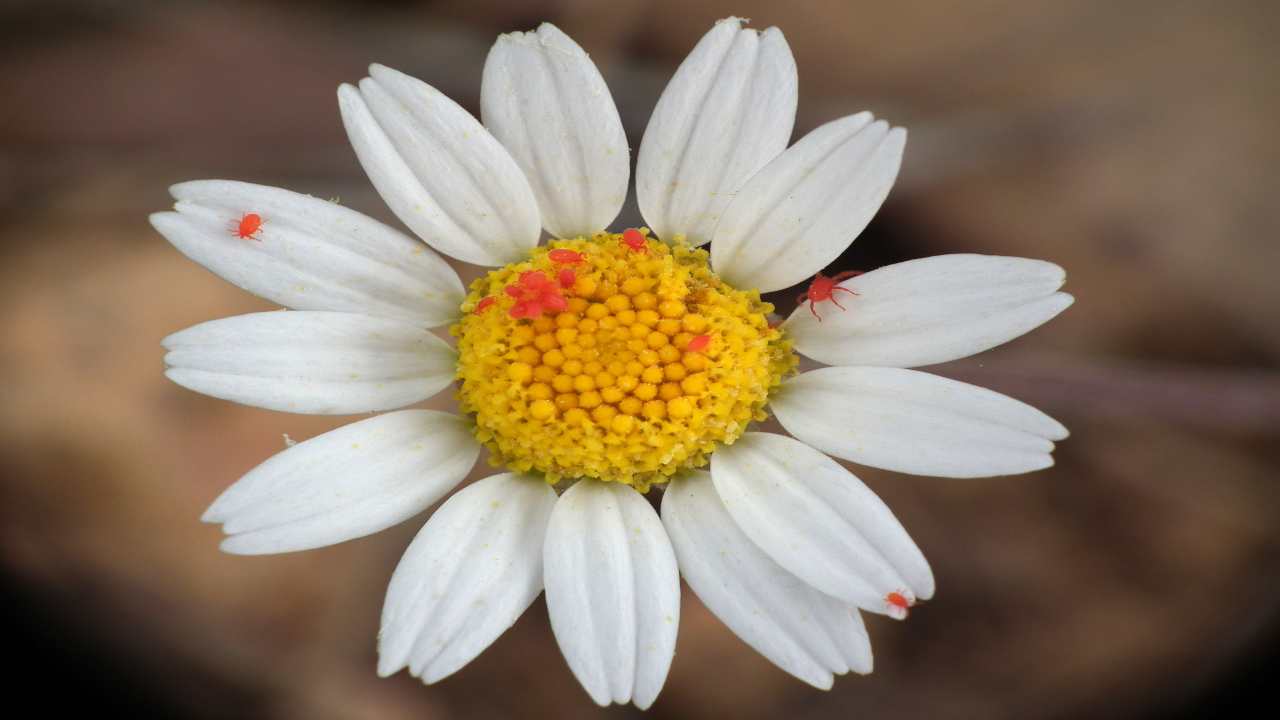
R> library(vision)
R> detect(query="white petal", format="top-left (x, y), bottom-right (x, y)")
top-left (772, 366), bottom-right (1068, 478)
top-left (379, 473), bottom-right (557, 682)
top-left (204, 410), bottom-right (479, 554)
top-left (784, 254), bottom-right (1073, 367)
top-left (481, 23), bottom-right (629, 239)
top-left (151, 180), bottom-right (464, 326)
top-left (662, 471), bottom-right (871, 689)
top-left (712, 115), bottom-right (905, 292)
top-left (832, 610), bottom-right (874, 676)
top-left (338, 64), bottom-right (541, 266)
top-left (543, 481), bottom-right (679, 709)
top-left (636, 17), bottom-right (797, 245)
top-left (163, 311), bottom-right (455, 414)
top-left (712, 432), bottom-right (934, 615)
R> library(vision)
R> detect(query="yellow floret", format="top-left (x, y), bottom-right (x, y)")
top-left (452, 231), bottom-right (797, 491)
top-left (530, 399), bottom-right (556, 420)
top-left (667, 397), bottom-right (693, 419)
top-left (507, 362), bottom-right (532, 384)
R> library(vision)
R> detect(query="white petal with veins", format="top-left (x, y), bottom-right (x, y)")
top-left (712, 114), bottom-right (905, 292)
top-left (482, 23), bottom-right (629, 239)
top-left (204, 410), bottom-right (479, 554)
top-left (152, 180), bottom-right (464, 326)
top-left (662, 471), bottom-right (874, 688)
top-left (712, 432), bottom-right (934, 614)
top-left (636, 17), bottom-right (797, 245)
top-left (773, 366), bottom-right (1068, 477)
top-left (163, 311), bottom-right (456, 414)
top-left (379, 473), bottom-right (557, 682)
top-left (543, 481), bottom-right (679, 709)
top-left (784, 254), bottom-right (1073, 367)
top-left (339, 64), bottom-right (540, 266)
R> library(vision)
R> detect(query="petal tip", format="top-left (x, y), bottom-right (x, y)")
top-left (418, 665), bottom-right (453, 685)
top-left (218, 535), bottom-right (257, 555)
top-left (492, 28), bottom-right (528, 52)
top-left (915, 582), bottom-right (937, 603)
top-left (1051, 421), bottom-right (1070, 441)
top-left (148, 211), bottom-right (176, 232)
top-left (811, 673), bottom-right (835, 691)
top-left (166, 180), bottom-right (196, 199)
top-left (535, 21), bottom-right (569, 44)
top-left (336, 82), bottom-right (360, 101)
top-left (355, 75), bottom-right (379, 97)
top-left (375, 654), bottom-right (404, 678)
top-left (200, 503), bottom-right (226, 524)
top-left (759, 24), bottom-right (787, 40)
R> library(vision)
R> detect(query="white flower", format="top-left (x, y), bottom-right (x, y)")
top-left (151, 17), bottom-right (1071, 709)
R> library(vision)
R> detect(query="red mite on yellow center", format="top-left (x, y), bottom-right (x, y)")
top-left (622, 228), bottom-right (648, 253)
top-left (687, 334), bottom-right (711, 352)
top-left (548, 248), bottom-right (585, 264)
top-left (504, 270), bottom-right (568, 319)
top-left (452, 229), bottom-right (798, 489)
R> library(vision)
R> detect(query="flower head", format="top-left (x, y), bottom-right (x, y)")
top-left (151, 16), bottom-right (1072, 710)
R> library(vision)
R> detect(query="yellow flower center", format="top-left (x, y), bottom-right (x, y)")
top-left (453, 230), bottom-right (796, 491)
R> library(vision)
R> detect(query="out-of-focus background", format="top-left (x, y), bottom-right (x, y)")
top-left (1, 0), bottom-right (1277, 718)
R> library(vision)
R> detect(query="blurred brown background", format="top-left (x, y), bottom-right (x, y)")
top-left (1, 0), bottom-right (1277, 718)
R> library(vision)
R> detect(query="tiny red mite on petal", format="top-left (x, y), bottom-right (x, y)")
top-left (621, 228), bottom-right (648, 253)
top-left (232, 212), bottom-right (263, 241)
top-left (473, 296), bottom-right (495, 314)
top-left (548, 248), bottom-right (584, 264)
top-left (798, 270), bottom-right (863, 321)
top-left (558, 268), bottom-right (576, 288)
top-left (885, 591), bottom-right (914, 619)
top-left (687, 334), bottom-right (711, 352)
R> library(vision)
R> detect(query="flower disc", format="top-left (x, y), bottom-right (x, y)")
top-left (454, 231), bottom-right (796, 490)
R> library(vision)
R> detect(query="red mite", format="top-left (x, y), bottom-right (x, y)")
top-left (548, 248), bottom-right (585, 264)
top-left (687, 334), bottom-right (711, 352)
top-left (473, 296), bottom-right (495, 314)
top-left (886, 591), bottom-right (913, 618)
top-left (232, 212), bottom-right (264, 241)
top-left (621, 228), bottom-right (648, 253)
top-left (798, 270), bottom-right (863, 321)
top-left (558, 268), bottom-right (576, 289)
top-left (505, 271), bottom-right (567, 319)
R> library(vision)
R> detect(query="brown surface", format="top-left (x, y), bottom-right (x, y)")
top-left (1, 1), bottom-right (1277, 718)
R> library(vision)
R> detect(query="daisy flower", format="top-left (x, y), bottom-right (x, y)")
top-left (151, 17), bottom-right (1072, 709)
